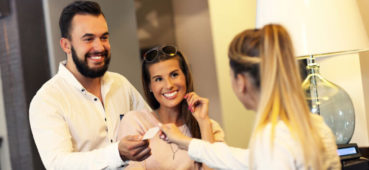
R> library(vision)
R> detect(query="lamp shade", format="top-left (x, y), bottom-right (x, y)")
top-left (256, 0), bottom-right (369, 57)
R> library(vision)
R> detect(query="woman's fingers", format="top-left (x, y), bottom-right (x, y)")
top-left (158, 123), bottom-right (174, 141)
top-left (158, 123), bottom-right (192, 150)
top-left (185, 92), bottom-right (201, 111)
top-left (159, 132), bottom-right (169, 142)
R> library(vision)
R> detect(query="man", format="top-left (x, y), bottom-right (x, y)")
top-left (29, 1), bottom-right (151, 169)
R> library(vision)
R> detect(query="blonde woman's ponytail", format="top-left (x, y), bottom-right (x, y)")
top-left (229, 24), bottom-right (325, 169)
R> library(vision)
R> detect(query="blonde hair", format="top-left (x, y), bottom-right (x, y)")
top-left (228, 24), bottom-right (325, 169)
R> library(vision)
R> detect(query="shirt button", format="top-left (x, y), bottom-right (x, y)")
top-left (110, 139), bottom-right (113, 143)
top-left (94, 98), bottom-right (98, 101)
top-left (81, 89), bottom-right (85, 92)
top-left (104, 118), bottom-right (107, 121)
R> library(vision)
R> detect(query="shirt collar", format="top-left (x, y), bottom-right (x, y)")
top-left (57, 60), bottom-right (113, 93)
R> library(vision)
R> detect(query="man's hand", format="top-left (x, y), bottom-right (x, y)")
top-left (118, 135), bottom-right (151, 162)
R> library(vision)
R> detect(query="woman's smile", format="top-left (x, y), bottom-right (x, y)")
top-left (149, 58), bottom-right (187, 109)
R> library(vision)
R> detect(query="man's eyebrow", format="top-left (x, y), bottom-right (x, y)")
top-left (81, 33), bottom-right (94, 38)
top-left (81, 32), bottom-right (109, 39)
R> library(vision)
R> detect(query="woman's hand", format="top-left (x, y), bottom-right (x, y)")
top-left (185, 92), bottom-right (214, 142)
top-left (184, 92), bottom-right (210, 122)
top-left (159, 123), bottom-right (192, 150)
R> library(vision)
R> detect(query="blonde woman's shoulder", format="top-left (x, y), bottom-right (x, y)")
top-left (310, 114), bottom-right (335, 138)
top-left (310, 114), bottom-right (342, 170)
top-left (252, 121), bottom-right (304, 169)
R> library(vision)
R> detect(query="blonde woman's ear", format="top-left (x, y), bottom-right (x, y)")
top-left (236, 73), bottom-right (248, 94)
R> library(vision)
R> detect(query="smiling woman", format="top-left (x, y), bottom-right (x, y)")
top-left (148, 59), bottom-right (187, 111)
top-left (117, 45), bottom-right (224, 170)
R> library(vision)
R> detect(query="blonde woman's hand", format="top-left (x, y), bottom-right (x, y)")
top-left (158, 123), bottom-right (192, 150)
top-left (184, 92), bottom-right (210, 122)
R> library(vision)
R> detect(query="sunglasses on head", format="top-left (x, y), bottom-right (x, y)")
top-left (143, 45), bottom-right (178, 62)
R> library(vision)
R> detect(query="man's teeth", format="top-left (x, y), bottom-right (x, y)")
top-left (163, 91), bottom-right (177, 97)
top-left (90, 56), bottom-right (102, 60)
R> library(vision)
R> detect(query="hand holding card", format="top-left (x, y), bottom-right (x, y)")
top-left (142, 127), bottom-right (160, 140)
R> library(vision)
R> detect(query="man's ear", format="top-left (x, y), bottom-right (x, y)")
top-left (60, 38), bottom-right (71, 54)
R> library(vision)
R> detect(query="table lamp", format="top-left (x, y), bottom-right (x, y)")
top-left (256, 0), bottom-right (369, 144)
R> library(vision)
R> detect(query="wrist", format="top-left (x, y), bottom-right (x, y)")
top-left (198, 119), bottom-right (215, 143)
top-left (120, 154), bottom-right (129, 162)
top-left (197, 117), bottom-right (211, 127)
top-left (118, 140), bottom-right (129, 161)
top-left (175, 135), bottom-right (192, 150)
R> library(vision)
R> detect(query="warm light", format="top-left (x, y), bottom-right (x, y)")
top-left (256, 0), bottom-right (369, 144)
top-left (256, 0), bottom-right (369, 57)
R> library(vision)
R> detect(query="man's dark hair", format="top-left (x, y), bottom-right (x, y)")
top-left (59, 1), bottom-right (104, 38)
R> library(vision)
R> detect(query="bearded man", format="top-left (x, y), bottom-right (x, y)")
top-left (29, 1), bottom-right (151, 169)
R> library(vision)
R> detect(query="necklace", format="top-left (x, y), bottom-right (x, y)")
top-left (153, 110), bottom-right (180, 160)
top-left (170, 143), bottom-right (179, 160)
top-left (144, 144), bottom-right (179, 169)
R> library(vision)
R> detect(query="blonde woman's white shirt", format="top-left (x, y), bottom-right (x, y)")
top-left (29, 61), bottom-right (149, 170)
top-left (188, 114), bottom-right (341, 170)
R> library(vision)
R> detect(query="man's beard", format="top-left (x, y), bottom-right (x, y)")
top-left (71, 46), bottom-right (111, 78)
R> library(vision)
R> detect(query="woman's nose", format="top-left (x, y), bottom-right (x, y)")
top-left (165, 79), bottom-right (174, 89)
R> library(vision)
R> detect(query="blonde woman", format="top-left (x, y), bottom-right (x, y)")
top-left (159, 24), bottom-right (341, 170)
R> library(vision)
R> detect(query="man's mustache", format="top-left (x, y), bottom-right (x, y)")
top-left (86, 50), bottom-right (109, 58)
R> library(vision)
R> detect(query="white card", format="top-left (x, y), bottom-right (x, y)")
top-left (142, 127), bottom-right (160, 140)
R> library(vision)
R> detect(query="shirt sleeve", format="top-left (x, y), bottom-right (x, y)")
top-left (188, 139), bottom-right (249, 170)
top-left (126, 79), bottom-right (151, 112)
top-left (29, 94), bottom-right (127, 170)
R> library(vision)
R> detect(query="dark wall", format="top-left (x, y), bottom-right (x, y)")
top-left (0, 0), bottom-right (50, 169)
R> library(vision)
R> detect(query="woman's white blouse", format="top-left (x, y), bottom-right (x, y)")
top-left (188, 114), bottom-right (341, 170)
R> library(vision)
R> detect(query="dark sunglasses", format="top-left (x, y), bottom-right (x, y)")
top-left (143, 45), bottom-right (177, 62)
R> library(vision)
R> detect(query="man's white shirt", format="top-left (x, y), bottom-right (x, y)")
top-left (29, 61), bottom-right (149, 170)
